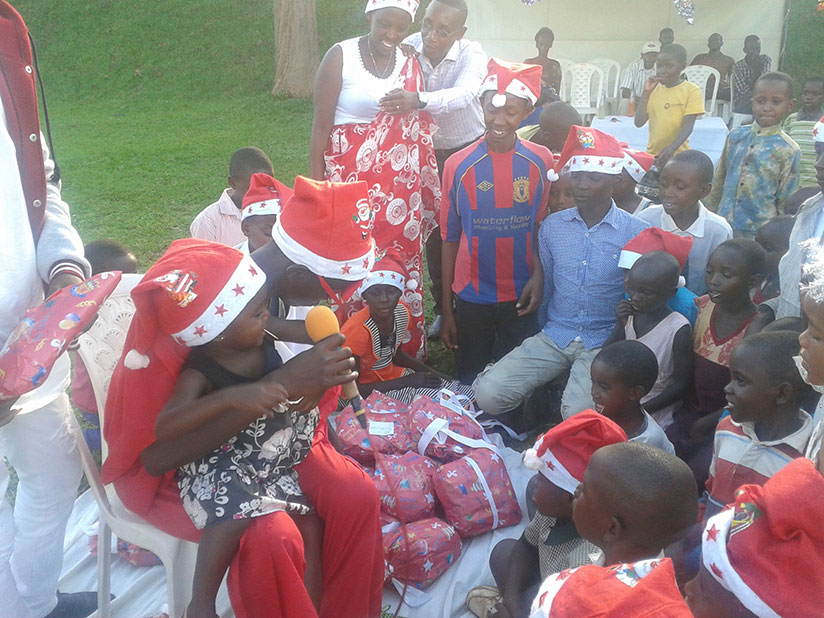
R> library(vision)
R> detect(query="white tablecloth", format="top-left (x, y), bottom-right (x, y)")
top-left (591, 115), bottom-right (729, 167)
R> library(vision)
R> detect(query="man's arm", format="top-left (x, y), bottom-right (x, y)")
top-left (36, 138), bottom-right (90, 288)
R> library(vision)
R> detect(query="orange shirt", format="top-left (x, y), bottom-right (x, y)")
top-left (341, 302), bottom-right (411, 384)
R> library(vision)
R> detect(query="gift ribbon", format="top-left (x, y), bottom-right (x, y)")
top-left (437, 388), bottom-right (528, 442)
top-left (417, 417), bottom-right (504, 460)
top-left (464, 455), bottom-right (500, 530)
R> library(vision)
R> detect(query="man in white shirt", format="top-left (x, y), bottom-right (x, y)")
top-left (381, 0), bottom-right (487, 338)
top-left (620, 41), bottom-right (659, 111)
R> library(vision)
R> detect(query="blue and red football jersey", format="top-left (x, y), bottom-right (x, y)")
top-left (441, 137), bottom-right (552, 304)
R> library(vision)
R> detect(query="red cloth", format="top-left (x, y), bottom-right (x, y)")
top-left (325, 51), bottom-right (440, 360)
top-left (0, 1), bottom-right (47, 242)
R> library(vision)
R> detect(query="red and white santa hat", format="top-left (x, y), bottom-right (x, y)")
top-left (530, 558), bottom-right (692, 618)
top-left (272, 175), bottom-right (376, 286)
top-left (359, 250), bottom-right (416, 295)
top-left (618, 227), bottom-right (694, 272)
top-left (813, 115), bottom-right (824, 143)
top-left (123, 239), bottom-right (266, 369)
top-left (556, 126), bottom-right (625, 176)
top-left (241, 173), bottom-right (294, 221)
top-left (523, 409), bottom-right (627, 493)
top-left (480, 58), bottom-right (542, 108)
top-left (622, 148), bottom-right (655, 183)
top-left (701, 458), bottom-right (824, 618)
top-left (364, 0), bottom-right (418, 19)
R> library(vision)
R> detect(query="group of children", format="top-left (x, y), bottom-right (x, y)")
top-left (81, 27), bottom-right (824, 618)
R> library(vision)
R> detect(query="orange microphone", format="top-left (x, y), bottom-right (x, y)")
top-left (305, 305), bottom-right (367, 428)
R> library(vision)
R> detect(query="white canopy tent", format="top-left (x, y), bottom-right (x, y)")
top-left (465, 0), bottom-right (787, 72)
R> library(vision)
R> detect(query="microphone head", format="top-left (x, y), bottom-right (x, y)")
top-left (305, 305), bottom-right (341, 342)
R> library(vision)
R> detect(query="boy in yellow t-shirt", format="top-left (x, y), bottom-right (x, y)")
top-left (635, 44), bottom-right (705, 168)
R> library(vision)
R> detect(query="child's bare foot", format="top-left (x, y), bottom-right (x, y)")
top-left (184, 601), bottom-right (218, 618)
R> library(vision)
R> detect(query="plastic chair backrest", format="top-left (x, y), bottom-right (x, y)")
top-left (684, 64), bottom-right (720, 115)
top-left (555, 58), bottom-right (573, 101)
top-left (77, 273), bottom-right (141, 465)
top-left (588, 58), bottom-right (621, 101)
top-left (567, 63), bottom-right (604, 112)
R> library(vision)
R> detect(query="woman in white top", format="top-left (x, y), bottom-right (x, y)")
top-left (310, 0), bottom-right (439, 360)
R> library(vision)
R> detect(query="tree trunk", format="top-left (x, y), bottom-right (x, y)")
top-left (273, 0), bottom-right (320, 98)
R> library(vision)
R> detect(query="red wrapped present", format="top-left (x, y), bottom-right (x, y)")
top-left (383, 518), bottom-right (461, 590)
top-left (0, 272), bottom-right (122, 399)
top-left (370, 452), bottom-right (438, 523)
top-left (408, 389), bottom-right (497, 463)
top-left (433, 449), bottom-right (522, 538)
top-left (335, 391), bottom-right (414, 464)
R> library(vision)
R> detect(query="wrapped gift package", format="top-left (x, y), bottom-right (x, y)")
top-left (335, 391), bottom-right (414, 464)
top-left (370, 452), bottom-right (438, 523)
top-left (433, 449), bottom-right (522, 538)
top-left (0, 272), bottom-right (122, 399)
top-left (408, 391), bottom-right (490, 463)
top-left (383, 517), bottom-right (462, 590)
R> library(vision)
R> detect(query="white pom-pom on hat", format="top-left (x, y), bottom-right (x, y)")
top-left (124, 349), bottom-right (150, 370)
top-left (546, 169), bottom-right (559, 182)
top-left (523, 448), bottom-right (543, 471)
top-left (491, 93), bottom-right (507, 108)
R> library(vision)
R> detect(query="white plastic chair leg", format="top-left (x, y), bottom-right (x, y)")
top-left (96, 520), bottom-right (112, 618)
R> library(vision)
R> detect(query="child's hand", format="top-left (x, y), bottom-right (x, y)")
top-left (615, 299), bottom-right (636, 325)
top-left (440, 311), bottom-right (459, 351)
top-left (231, 381), bottom-right (289, 420)
top-left (654, 145), bottom-right (676, 169)
top-left (641, 76), bottom-right (661, 99)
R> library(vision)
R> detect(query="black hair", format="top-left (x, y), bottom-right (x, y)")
top-left (670, 149), bottom-right (714, 185)
top-left (535, 27), bottom-right (554, 41)
top-left (658, 43), bottom-right (686, 66)
top-left (433, 0), bottom-right (468, 25)
top-left (786, 186), bottom-right (820, 216)
top-left (735, 331), bottom-right (806, 393)
top-left (713, 239), bottom-right (767, 278)
top-left (596, 442), bottom-right (698, 548)
top-left (659, 27), bottom-right (674, 37)
top-left (228, 146), bottom-right (273, 178)
top-left (755, 71), bottom-right (794, 98)
top-left (758, 215), bottom-right (795, 243)
top-left (744, 34), bottom-right (760, 45)
top-left (803, 76), bottom-right (824, 90)
top-left (761, 316), bottom-right (808, 335)
top-left (595, 340), bottom-right (659, 394)
top-left (84, 239), bottom-right (138, 275)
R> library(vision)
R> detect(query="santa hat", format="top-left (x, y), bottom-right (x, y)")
top-left (364, 0), bottom-right (418, 19)
top-left (531, 558), bottom-right (692, 618)
top-left (241, 173), bottom-right (293, 221)
top-left (480, 58), bottom-right (542, 108)
top-left (359, 250), bottom-right (417, 295)
top-left (701, 458), bottom-right (824, 618)
top-left (618, 227), bottom-right (693, 279)
top-left (272, 176), bottom-right (376, 286)
top-left (123, 239), bottom-right (266, 369)
top-left (622, 148), bottom-right (655, 183)
top-left (556, 126), bottom-right (625, 176)
top-left (523, 409), bottom-right (627, 493)
top-left (813, 115), bottom-right (824, 143)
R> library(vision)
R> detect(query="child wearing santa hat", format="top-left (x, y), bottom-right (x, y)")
top-left (473, 126), bottom-right (650, 426)
top-left (440, 57), bottom-right (552, 385)
top-left (236, 172), bottom-right (293, 255)
top-left (638, 150), bottom-right (733, 295)
top-left (685, 457), bottom-right (824, 617)
top-left (104, 177), bottom-right (387, 618)
top-left (612, 148), bottom-right (655, 216)
top-left (340, 249), bottom-right (448, 398)
top-left (606, 228), bottom-right (695, 429)
top-left (466, 410), bottom-right (627, 618)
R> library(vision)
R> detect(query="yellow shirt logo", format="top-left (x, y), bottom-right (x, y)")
top-left (513, 178), bottom-right (530, 203)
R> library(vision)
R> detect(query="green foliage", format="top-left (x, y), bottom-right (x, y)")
top-left (783, 0), bottom-right (824, 92)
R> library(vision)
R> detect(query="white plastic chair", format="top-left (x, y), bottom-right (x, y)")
top-left (684, 64), bottom-right (720, 117)
top-left (588, 58), bottom-right (621, 115)
top-left (566, 63), bottom-right (605, 123)
top-left (555, 57), bottom-right (573, 102)
top-left (73, 274), bottom-right (199, 618)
